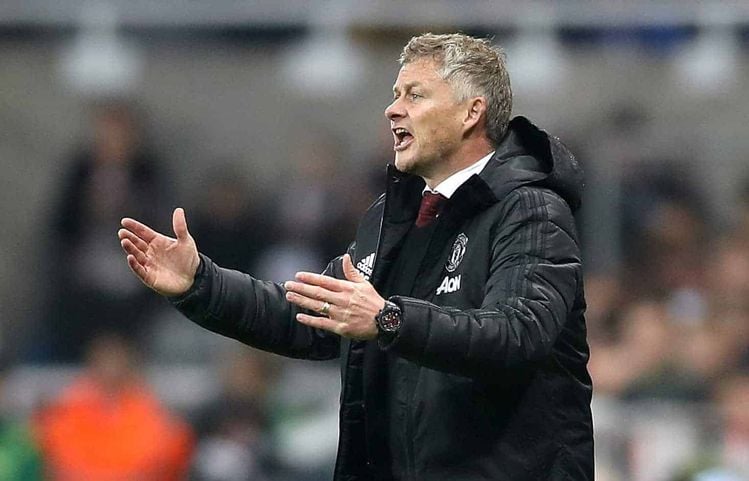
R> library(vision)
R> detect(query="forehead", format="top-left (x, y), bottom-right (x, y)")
top-left (393, 59), bottom-right (444, 89)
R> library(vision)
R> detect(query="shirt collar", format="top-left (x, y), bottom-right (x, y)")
top-left (423, 151), bottom-right (495, 199)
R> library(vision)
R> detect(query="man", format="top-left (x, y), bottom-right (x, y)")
top-left (118, 33), bottom-right (593, 480)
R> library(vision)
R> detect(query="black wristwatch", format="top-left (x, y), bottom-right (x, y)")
top-left (375, 300), bottom-right (402, 334)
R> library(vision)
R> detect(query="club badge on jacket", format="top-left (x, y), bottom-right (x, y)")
top-left (437, 233), bottom-right (468, 295)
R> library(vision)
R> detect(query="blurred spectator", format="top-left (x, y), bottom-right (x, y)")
top-left (619, 161), bottom-right (709, 297)
top-left (707, 237), bottom-right (749, 314)
top-left (189, 348), bottom-right (279, 481)
top-left (674, 321), bottom-right (741, 390)
top-left (35, 332), bottom-right (193, 481)
top-left (583, 272), bottom-right (629, 344)
top-left (669, 375), bottom-right (749, 481)
top-left (189, 163), bottom-right (272, 273)
top-left (734, 177), bottom-right (749, 242)
top-left (255, 131), bottom-right (351, 281)
top-left (715, 374), bottom-right (749, 476)
top-left (591, 300), bottom-right (709, 401)
top-left (36, 99), bottom-right (171, 362)
top-left (0, 359), bottom-right (43, 480)
top-left (591, 300), bottom-right (670, 398)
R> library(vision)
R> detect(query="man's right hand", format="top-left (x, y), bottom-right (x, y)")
top-left (118, 208), bottom-right (200, 297)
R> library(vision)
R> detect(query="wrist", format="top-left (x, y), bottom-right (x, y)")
top-left (182, 252), bottom-right (201, 291)
top-left (167, 255), bottom-right (205, 300)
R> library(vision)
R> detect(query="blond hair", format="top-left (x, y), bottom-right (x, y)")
top-left (400, 33), bottom-right (512, 146)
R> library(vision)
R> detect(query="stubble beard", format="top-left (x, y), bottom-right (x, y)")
top-left (403, 140), bottom-right (458, 184)
top-left (395, 148), bottom-right (433, 178)
top-left (395, 132), bottom-right (461, 188)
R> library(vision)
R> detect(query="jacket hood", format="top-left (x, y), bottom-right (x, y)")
top-left (480, 116), bottom-right (584, 212)
top-left (383, 116), bottom-right (584, 223)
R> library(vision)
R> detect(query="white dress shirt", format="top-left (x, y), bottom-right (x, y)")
top-left (423, 151), bottom-right (495, 199)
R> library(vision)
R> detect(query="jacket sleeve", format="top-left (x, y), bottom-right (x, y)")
top-left (381, 187), bottom-right (582, 377)
top-left (169, 246), bottom-right (355, 360)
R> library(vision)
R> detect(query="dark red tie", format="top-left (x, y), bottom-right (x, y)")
top-left (415, 192), bottom-right (447, 228)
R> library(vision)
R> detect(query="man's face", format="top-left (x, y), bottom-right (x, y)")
top-left (385, 59), bottom-right (467, 180)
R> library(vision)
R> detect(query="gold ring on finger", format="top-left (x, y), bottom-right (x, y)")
top-left (320, 301), bottom-right (331, 316)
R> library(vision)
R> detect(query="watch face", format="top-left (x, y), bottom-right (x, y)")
top-left (377, 302), bottom-right (401, 332)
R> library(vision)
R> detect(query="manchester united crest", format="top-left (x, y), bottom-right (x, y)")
top-left (446, 233), bottom-right (468, 273)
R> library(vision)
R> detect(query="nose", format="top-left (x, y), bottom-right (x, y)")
top-left (384, 97), bottom-right (404, 121)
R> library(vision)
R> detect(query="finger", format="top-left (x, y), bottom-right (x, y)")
top-left (127, 254), bottom-right (148, 281)
top-left (172, 208), bottom-right (191, 241)
top-left (296, 313), bottom-right (341, 335)
top-left (284, 280), bottom-right (344, 305)
top-left (342, 254), bottom-right (366, 283)
top-left (121, 217), bottom-right (159, 243)
top-left (118, 229), bottom-right (148, 252)
top-left (121, 238), bottom-right (148, 265)
top-left (285, 291), bottom-right (337, 316)
top-left (294, 271), bottom-right (349, 292)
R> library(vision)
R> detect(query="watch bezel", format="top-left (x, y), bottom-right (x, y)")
top-left (375, 300), bottom-right (402, 333)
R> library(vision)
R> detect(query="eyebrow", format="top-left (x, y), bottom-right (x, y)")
top-left (392, 81), bottom-right (423, 95)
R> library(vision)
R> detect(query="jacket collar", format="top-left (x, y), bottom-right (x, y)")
top-left (383, 115), bottom-right (583, 222)
top-left (384, 162), bottom-right (496, 225)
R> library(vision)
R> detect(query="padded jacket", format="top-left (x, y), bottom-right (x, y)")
top-left (172, 116), bottom-right (594, 480)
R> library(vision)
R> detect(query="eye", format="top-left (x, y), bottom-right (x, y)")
top-left (409, 93), bottom-right (422, 101)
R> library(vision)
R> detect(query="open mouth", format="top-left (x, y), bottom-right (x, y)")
top-left (393, 127), bottom-right (414, 152)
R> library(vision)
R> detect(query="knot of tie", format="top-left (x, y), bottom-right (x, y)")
top-left (416, 192), bottom-right (447, 228)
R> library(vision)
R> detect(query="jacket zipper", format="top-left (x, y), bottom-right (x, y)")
top-left (332, 339), bottom-right (353, 479)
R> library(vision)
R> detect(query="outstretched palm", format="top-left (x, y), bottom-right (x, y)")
top-left (118, 208), bottom-right (200, 297)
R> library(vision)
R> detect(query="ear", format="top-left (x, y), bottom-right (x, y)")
top-left (462, 96), bottom-right (487, 135)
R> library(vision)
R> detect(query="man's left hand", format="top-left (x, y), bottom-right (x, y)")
top-left (284, 254), bottom-right (383, 340)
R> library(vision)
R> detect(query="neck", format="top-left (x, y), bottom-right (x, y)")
top-left (423, 139), bottom-right (494, 189)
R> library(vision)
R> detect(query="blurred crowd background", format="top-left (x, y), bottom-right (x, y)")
top-left (1, 1), bottom-right (749, 480)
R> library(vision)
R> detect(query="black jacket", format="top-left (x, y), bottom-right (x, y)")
top-left (172, 117), bottom-right (593, 480)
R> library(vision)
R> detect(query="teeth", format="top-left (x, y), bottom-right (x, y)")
top-left (394, 128), bottom-right (408, 135)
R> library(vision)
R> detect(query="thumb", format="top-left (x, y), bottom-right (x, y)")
top-left (342, 254), bottom-right (366, 283)
top-left (172, 207), bottom-right (191, 241)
